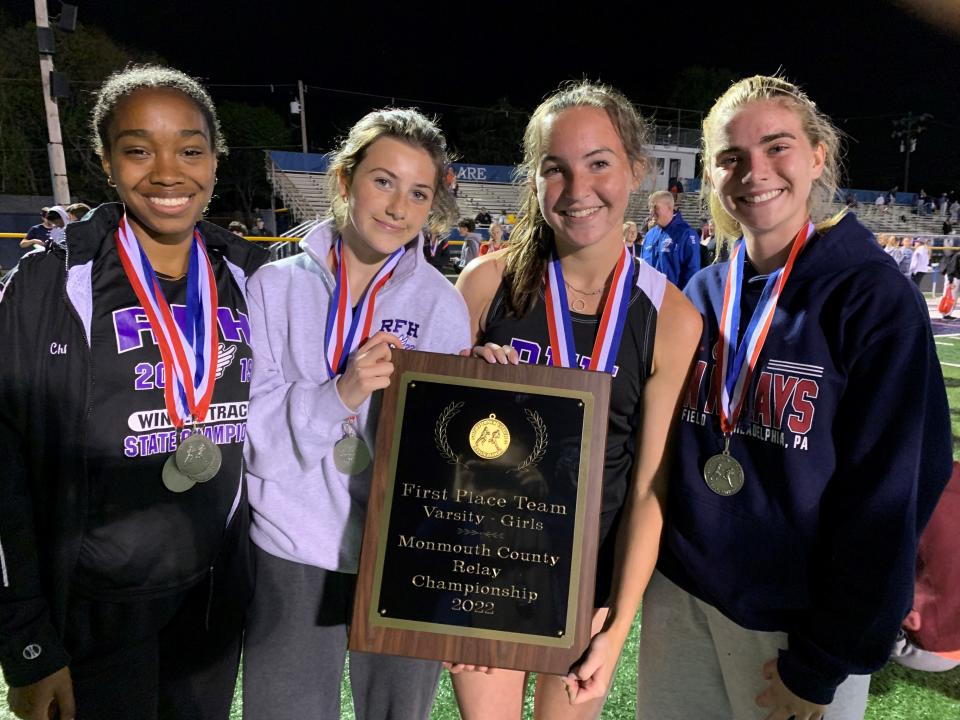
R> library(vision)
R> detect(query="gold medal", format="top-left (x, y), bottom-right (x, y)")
top-left (469, 414), bottom-right (511, 459)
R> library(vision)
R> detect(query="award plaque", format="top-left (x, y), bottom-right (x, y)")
top-left (349, 350), bottom-right (610, 674)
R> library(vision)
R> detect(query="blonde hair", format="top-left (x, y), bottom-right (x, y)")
top-left (701, 75), bottom-right (844, 244)
top-left (505, 80), bottom-right (649, 314)
top-left (648, 190), bottom-right (674, 209)
top-left (326, 108), bottom-right (458, 236)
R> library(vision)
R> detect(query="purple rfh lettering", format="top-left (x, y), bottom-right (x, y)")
top-left (217, 308), bottom-right (251, 344)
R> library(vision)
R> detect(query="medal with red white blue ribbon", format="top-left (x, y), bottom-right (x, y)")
top-left (429, 235), bottom-right (446, 258)
top-left (544, 244), bottom-right (634, 373)
top-left (324, 235), bottom-right (404, 475)
top-left (324, 235), bottom-right (404, 379)
top-left (704, 220), bottom-right (815, 496)
top-left (115, 214), bottom-right (222, 492)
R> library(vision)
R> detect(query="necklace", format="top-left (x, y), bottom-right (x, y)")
top-left (155, 270), bottom-right (187, 281)
top-left (563, 279), bottom-right (605, 312)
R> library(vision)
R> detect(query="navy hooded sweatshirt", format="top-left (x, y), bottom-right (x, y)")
top-left (659, 213), bottom-right (952, 704)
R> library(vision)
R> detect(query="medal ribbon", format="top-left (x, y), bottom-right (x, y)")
top-left (324, 235), bottom-right (405, 378)
top-left (429, 236), bottom-right (446, 257)
top-left (544, 245), bottom-right (634, 373)
top-left (115, 214), bottom-right (219, 428)
top-left (717, 221), bottom-right (814, 434)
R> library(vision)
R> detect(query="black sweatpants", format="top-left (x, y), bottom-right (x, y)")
top-left (63, 573), bottom-right (242, 720)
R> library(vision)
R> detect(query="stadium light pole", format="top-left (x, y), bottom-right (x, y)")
top-left (34, 0), bottom-right (70, 205)
top-left (298, 80), bottom-right (307, 154)
top-left (891, 111), bottom-right (932, 193)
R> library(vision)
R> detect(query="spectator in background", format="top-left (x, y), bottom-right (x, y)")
top-left (875, 193), bottom-right (886, 209)
top-left (228, 221), bottom-right (248, 237)
top-left (423, 226), bottom-right (451, 270)
top-left (42, 206), bottom-right (71, 247)
top-left (249, 217), bottom-right (269, 237)
top-left (457, 217), bottom-right (481, 269)
top-left (892, 235), bottom-right (914, 276)
top-left (911, 238), bottom-right (930, 288)
top-left (943, 219), bottom-right (953, 237)
top-left (479, 221), bottom-right (506, 256)
top-left (497, 208), bottom-right (508, 225)
top-left (21, 207), bottom-right (53, 249)
top-left (669, 178), bottom-right (684, 202)
top-left (940, 193), bottom-right (950, 217)
top-left (640, 190), bottom-right (700, 289)
top-left (623, 220), bottom-right (638, 257)
top-left (939, 250), bottom-right (960, 320)
top-left (446, 166), bottom-right (459, 197)
top-left (66, 203), bottom-right (91, 222)
top-left (475, 207), bottom-right (492, 225)
top-left (699, 219), bottom-right (717, 267)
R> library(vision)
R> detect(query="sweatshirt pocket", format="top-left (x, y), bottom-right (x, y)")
top-left (668, 493), bottom-right (812, 617)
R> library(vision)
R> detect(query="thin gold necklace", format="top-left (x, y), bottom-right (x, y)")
top-left (155, 270), bottom-right (187, 281)
top-left (564, 279), bottom-right (604, 312)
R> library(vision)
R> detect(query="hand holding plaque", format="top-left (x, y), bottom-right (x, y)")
top-left (349, 349), bottom-right (610, 675)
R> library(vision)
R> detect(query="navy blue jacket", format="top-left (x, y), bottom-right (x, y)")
top-left (640, 211), bottom-right (700, 289)
top-left (660, 213), bottom-right (952, 704)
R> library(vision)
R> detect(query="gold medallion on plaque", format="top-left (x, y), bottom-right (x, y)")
top-left (469, 414), bottom-right (511, 459)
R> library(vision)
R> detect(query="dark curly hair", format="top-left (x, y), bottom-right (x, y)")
top-left (90, 64), bottom-right (227, 158)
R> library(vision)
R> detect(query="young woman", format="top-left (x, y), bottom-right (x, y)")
top-left (638, 75), bottom-right (952, 720)
top-left (450, 81), bottom-right (702, 720)
top-left (0, 65), bottom-right (267, 720)
top-left (622, 220), bottom-right (638, 257)
top-left (241, 108), bottom-right (471, 720)
top-left (479, 221), bottom-right (507, 255)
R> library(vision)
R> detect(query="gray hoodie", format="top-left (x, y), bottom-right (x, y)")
top-left (244, 219), bottom-right (471, 573)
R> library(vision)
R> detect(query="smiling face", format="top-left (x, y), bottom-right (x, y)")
top-left (650, 197), bottom-right (675, 227)
top-left (535, 106), bottom-right (640, 253)
top-left (708, 99), bottom-right (825, 247)
top-left (337, 136), bottom-right (436, 261)
top-left (101, 87), bottom-right (217, 246)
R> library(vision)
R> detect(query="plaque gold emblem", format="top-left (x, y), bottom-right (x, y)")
top-left (469, 414), bottom-right (511, 459)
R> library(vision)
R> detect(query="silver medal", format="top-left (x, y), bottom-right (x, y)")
top-left (703, 435), bottom-right (744, 496)
top-left (188, 442), bottom-right (222, 483)
top-left (176, 432), bottom-right (221, 479)
top-left (163, 455), bottom-right (197, 493)
top-left (333, 436), bottom-right (371, 475)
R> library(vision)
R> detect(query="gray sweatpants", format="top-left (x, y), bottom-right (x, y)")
top-left (242, 545), bottom-right (441, 720)
top-left (637, 571), bottom-right (871, 720)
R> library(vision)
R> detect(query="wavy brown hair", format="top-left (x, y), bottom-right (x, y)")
top-left (504, 81), bottom-right (649, 315)
top-left (326, 108), bottom-right (458, 236)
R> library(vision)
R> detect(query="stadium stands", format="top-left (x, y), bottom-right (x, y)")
top-left (266, 153), bottom-right (955, 244)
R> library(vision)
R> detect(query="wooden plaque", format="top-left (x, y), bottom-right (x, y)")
top-left (349, 350), bottom-right (610, 674)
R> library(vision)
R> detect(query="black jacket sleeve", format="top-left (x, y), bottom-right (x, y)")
top-left (0, 261), bottom-right (72, 687)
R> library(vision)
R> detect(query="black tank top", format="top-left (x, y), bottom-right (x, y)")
top-left (483, 257), bottom-right (662, 543)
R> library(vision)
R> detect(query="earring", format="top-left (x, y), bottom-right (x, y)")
top-left (107, 176), bottom-right (116, 188)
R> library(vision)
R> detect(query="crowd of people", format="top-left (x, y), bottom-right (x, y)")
top-left (0, 63), bottom-right (956, 720)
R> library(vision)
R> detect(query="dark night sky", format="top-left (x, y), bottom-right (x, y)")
top-left (8, 0), bottom-right (960, 192)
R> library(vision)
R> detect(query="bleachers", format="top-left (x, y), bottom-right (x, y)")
top-left (268, 156), bottom-right (947, 241)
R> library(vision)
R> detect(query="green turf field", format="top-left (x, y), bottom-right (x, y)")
top-left (3, 345), bottom-right (959, 720)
